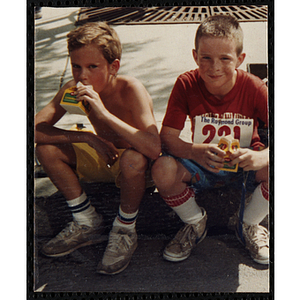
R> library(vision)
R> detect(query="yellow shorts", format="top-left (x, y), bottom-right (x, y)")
top-left (72, 143), bottom-right (154, 189)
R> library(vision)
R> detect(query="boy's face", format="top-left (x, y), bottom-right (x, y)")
top-left (70, 44), bottom-right (119, 94)
top-left (193, 37), bottom-right (245, 98)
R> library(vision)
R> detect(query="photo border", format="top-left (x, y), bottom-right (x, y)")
top-left (27, 0), bottom-right (274, 299)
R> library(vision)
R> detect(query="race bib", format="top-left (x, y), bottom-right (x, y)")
top-left (193, 116), bottom-right (254, 148)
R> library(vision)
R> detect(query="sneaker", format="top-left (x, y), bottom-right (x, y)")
top-left (41, 217), bottom-right (105, 257)
top-left (236, 223), bottom-right (269, 265)
top-left (163, 208), bottom-right (207, 262)
top-left (97, 226), bottom-right (137, 275)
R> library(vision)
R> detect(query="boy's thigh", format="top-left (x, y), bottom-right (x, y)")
top-left (36, 143), bottom-right (77, 169)
top-left (72, 143), bottom-right (124, 184)
top-left (72, 144), bottom-right (154, 189)
top-left (166, 154), bottom-right (258, 192)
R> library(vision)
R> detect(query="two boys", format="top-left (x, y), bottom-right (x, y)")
top-left (35, 15), bottom-right (269, 275)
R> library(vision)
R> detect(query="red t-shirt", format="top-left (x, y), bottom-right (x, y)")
top-left (163, 68), bottom-right (268, 149)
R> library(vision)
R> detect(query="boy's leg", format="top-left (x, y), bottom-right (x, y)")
top-left (119, 149), bottom-right (149, 213)
top-left (97, 149), bottom-right (148, 275)
top-left (151, 156), bottom-right (207, 262)
top-left (244, 166), bottom-right (269, 224)
top-left (237, 166), bottom-right (269, 264)
top-left (36, 143), bottom-right (104, 257)
top-left (36, 143), bottom-right (81, 200)
top-left (151, 155), bottom-right (191, 197)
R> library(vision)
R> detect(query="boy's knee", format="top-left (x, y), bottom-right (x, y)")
top-left (119, 149), bottom-right (148, 175)
top-left (151, 156), bottom-right (177, 188)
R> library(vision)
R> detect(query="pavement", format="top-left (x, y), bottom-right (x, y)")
top-left (33, 7), bottom-right (270, 296)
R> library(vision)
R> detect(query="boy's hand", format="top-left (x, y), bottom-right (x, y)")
top-left (87, 134), bottom-right (119, 167)
top-left (191, 143), bottom-right (226, 173)
top-left (229, 148), bottom-right (268, 171)
top-left (74, 85), bottom-right (108, 119)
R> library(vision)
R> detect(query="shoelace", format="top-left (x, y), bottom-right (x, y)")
top-left (57, 221), bottom-right (80, 239)
top-left (245, 225), bottom-right (269, 249)
top-left (177, 224), bottom-right (197, 247)
top-left (107, 231), bottom-right (133, 253)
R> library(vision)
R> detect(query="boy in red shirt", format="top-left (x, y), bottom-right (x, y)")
top-left (151, 15), bottom-right (269, 264)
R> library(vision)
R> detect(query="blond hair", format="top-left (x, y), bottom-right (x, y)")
top-left (67, 22), bottom-right (122, 64)
top-left (195, 15), bottom-right (244, 56)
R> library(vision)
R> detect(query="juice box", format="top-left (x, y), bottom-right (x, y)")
top-left (218, 135), bottom-right (240, 172)
top-left (60, 82), bottom-right (91, 116)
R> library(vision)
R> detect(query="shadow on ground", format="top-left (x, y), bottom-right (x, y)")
top-left (34, 181), bottom-right (268, 293)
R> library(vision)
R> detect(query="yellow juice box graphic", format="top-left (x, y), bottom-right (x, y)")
top-left (60, 82), bottom-right (91, 116)
top-left (218, 135), bottom-right (240, 172)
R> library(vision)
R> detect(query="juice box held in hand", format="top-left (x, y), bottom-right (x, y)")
top-left (60, 82), bottom-right (91, 116)
top-left (218, 135), bottom-right (240, 172)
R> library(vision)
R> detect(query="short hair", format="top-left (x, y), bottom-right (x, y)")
top-left (67, 22), bottom-right (122, 64)
top-left (195, 15), bottom-right (244, 56)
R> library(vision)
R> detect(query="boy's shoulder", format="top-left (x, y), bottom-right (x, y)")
top-left (116, 75), bottom-right (147, 96)
top-left (117, 75), bottom-right (142, 88)
top-left (113, 75), bottom-right (151, 106)
top-left (236, 69), bottom-right (266, 88)
top-left (234, 70), bottom-right (268, 101)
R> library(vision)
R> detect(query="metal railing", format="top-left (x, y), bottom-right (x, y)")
top-left (76, 5), bottom-right (267, 25)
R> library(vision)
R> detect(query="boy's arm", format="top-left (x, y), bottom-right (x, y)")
top-left (76, 80), bottom-right (161, 160)
top-left (35, 82), bottom-right (119, 165)
top-left (35, 81), bottom-right (94, 145)
top-left (161, 126), bottom-right (226, 173)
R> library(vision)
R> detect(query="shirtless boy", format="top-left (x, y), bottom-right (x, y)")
top-left (35, 22), bottom-right (161, 275)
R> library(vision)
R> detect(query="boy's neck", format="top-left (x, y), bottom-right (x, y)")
top-left (99, 75), bottom-right (117, 101)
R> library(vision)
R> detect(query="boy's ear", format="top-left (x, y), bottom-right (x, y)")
top-left (110, 59), bottom-right (120, 76)
top-left (236, 53), bottom-right (246, 68)
top-left (192, 49), bottom-right (199, 66)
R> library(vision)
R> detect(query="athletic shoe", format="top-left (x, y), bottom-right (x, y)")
top-left (236, 223), bottom-right (269, 265)
top-left (41, 217), bottom-right (105, 257)
top-left (163, 208), bottom-right (207, 262)
top-left (97, 226), bottom-right (138, 275)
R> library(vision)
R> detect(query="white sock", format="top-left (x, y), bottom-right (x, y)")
top-left (163, 187), bottom-right (203, 225)
top-left (66, 192), bottom-right (99, 227)
top-left (112, 206), bottom-right (138, 230)
top-left (243, 182), bottom-right (269, 225)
